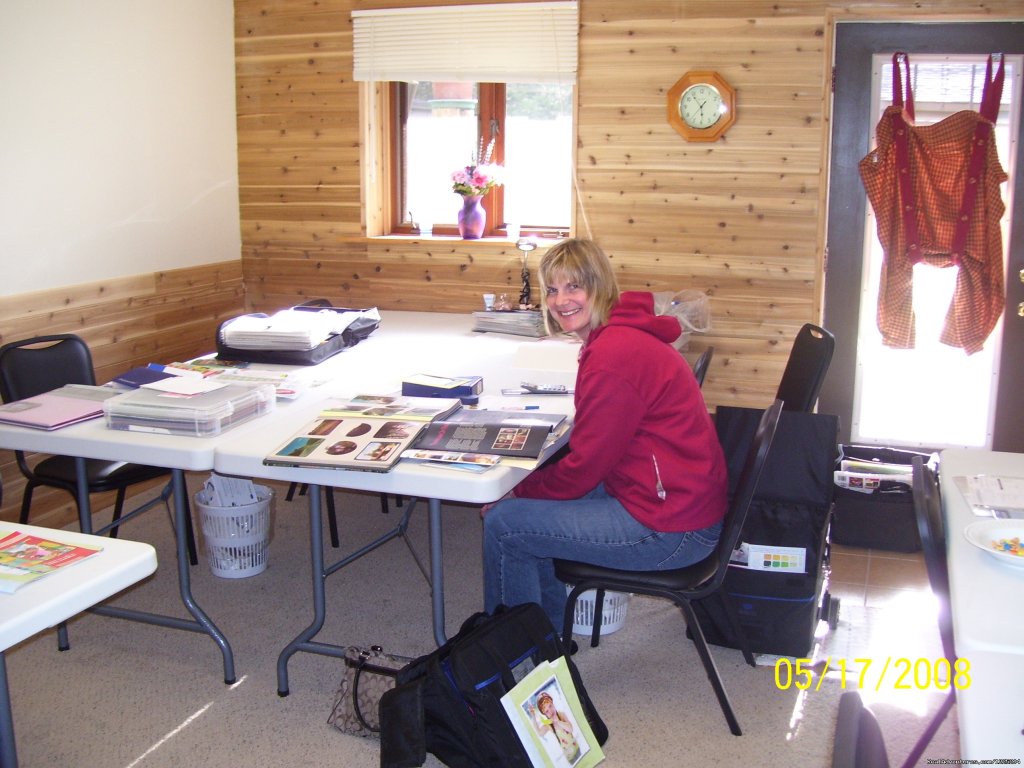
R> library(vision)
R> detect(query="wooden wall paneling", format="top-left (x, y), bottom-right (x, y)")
top-left (0, 261), bottom-right (245, 527)
top-left (232, 0), bottom-right (1024, 420)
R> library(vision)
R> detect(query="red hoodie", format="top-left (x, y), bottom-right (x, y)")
top-left (513, 291), bottom-right (727, 532)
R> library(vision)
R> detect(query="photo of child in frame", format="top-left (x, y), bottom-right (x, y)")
top-left (522, 675), bottom-right (590, 767)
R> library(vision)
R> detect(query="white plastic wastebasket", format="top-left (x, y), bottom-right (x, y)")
top-left (195, 485), bottom-right (273, 578)
top-left (567, 586), bottom-right (631, 636)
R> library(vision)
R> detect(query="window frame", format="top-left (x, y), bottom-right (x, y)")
top-left (388, 81), bottom-right (573, 239)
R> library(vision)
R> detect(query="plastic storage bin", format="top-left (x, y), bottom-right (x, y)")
top-left (196, 485), bottom-right (273, 578)
top-left (568, 586), bottom-right (630, 636)
top-left (104, 383), bottom-right (276, 437)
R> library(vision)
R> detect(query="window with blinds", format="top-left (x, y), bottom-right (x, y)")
top-left (352, 2), bottom-right (578, 237)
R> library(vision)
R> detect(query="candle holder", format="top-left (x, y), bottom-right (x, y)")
top-left (516, 237), bottom-right (538, 309)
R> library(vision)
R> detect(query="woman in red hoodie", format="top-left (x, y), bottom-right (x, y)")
top-left (482, 238), bottom-right (728, 629)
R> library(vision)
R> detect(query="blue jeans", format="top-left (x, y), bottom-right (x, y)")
top-left (482, 484), bottom-right (722, 630)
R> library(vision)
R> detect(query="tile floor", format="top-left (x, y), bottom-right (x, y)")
top-left (828, 543), bottom-right (931, 609)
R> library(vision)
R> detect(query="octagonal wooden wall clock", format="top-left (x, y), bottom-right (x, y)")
top-left (667, 70), bottom-right (736, 142)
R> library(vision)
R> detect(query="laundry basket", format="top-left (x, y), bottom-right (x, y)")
top-left (568, 586), bottom-right (631, 636)
top-left (195, 485), bottom-right (273, 578)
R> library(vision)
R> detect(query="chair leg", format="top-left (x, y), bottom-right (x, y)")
top-left (562, 585), bottom-right (583, 647)
top-left (18, 483), bottom-right (37, 524)
top-left (109, 487), bottom-right (127, 539)
top-left (325, 488), bottom-right (339, 549)
top-left (589, 588), bottom-right (605, 648)
top-left (679, 599), bottom-right (742, 736)
top-left (898, 689), bottom-right (955, 768)
top-left (285, 482), bottom-right (299, 502)
top-left (379, 493), bottom-right (390, 515)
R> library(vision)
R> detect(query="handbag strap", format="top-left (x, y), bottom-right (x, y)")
top-left (350, 663), bottom-right (380, 733)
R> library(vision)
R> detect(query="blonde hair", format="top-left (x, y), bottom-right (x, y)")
top-left (538, 238), bottom-right (619, 335)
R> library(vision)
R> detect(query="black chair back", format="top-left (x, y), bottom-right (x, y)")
top-left (832, 691), bottom-right (891, 768)
top-left (0, 334), bottom-right (96, 403)
top-left (691, 346), bottom-right (714, 387)
top-left (710, 398), bottom-right (784, 585)
top-left (911, 455), bottom-right (954, 662)
top-left (776, 323), bottom-right (835, 412)
top-left (904, 454), bottom-right (957, 768)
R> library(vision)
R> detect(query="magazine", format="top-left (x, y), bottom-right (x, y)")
top-left (500, 657), bottom-right (605, 768)
top-left (319, 394), bottom-right (462, 422)
top-left (0, 530), bottom-right (103, 593)
top-left (400, 448), bottom-right (504, 473)
top-left (413, 409), bottom-right (565, 459)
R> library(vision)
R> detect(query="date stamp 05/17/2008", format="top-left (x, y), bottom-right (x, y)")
top-left (773, 656), bottom-right (972, 692)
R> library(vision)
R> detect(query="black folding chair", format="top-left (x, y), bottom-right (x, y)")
top-left (0, 334), bottom-right (197, 564)
top-left (776, 323), bottom-right (835, 412)
top-left (691, 346), bottom-right (714, 387)
top-left (554, 399), bottom-right (784, 736)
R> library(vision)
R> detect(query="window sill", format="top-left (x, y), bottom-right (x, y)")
top-left (354, 234), bottom-right (564, 247)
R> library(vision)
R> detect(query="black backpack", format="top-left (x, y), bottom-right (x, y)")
top-left (379, 603), bottom-right (608, 767)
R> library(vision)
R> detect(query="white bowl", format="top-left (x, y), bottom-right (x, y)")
top-left (964, 519), bottom-right (1024, 570)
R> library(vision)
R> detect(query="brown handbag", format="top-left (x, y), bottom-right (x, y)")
top-left (328, 645), bottom-right (411, 737)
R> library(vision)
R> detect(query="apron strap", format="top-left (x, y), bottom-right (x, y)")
top-left (951, 54), bottom-right (1004, 264)
top-left (892, 51), bottom-right (914, 120)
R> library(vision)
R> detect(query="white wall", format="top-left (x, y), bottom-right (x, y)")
top-left (0, 0), bottom-right (240, 297)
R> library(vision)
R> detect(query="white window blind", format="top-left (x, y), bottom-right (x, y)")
top-left (352, 2), bottom-right (578, 84)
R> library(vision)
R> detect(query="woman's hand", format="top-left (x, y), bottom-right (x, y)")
top-left (480, 489), bottom-right (516, 518)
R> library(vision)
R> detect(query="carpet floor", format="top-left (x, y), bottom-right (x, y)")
top-left (4, 478), bottom-right (959, 767)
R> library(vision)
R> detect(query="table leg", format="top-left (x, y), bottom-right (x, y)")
top-left (0, 653), bottom-right (17, 768)
top-left (168, 470), bottom-right (235, 683)
top-left (75, 460), bottom-right (236, 684)
top-left (429, 498), bottom-right (446, 647)
top-left (277, 484), bottom-right (328, 697)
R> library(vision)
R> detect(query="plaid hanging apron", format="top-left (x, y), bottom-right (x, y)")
top-left (859, 52), bottom-right (1007, 354)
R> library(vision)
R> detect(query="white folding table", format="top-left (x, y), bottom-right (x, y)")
top-left (939, 448), bottom-right (1024, 760)
top-left (212, 310), bottom-right (578, 694)
top-left (0, 522), bottom-right (157, 768)
top-left (0, 311), bottom-right (579, 695)
top-left (0, 416), bottom-right (237, 684)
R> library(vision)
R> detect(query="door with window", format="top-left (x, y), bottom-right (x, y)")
top-left (821, 22), bottom-right (1024, 452)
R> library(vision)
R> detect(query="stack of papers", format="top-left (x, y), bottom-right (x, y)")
top-left (220, 308), bottom-right (381, 351)
top-left (201, 473), bottom-right (260, 507)
top-left (954, 475), bottom-right (1024, 519)
top-left (220, 309), bottom-right (338, 350)
top-left (473, 310), bottom-right (547, 338)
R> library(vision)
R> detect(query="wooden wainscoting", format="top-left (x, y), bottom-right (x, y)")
top-left (0, 261), bottom-right (245, 529)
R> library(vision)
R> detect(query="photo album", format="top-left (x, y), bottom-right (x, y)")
top-left (264, 394), bottom-right (462, 472)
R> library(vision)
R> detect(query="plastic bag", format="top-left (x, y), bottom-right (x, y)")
top-left (653, 290), bottom-right (711, 350)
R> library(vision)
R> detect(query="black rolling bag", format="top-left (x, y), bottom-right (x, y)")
top-left (694, 407), bottom-right (840, 658)
top-left (379, 603), bottom-right (607, 768)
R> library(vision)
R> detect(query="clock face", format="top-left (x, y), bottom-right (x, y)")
top-left (679, 83), bottom-right (724, 130)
